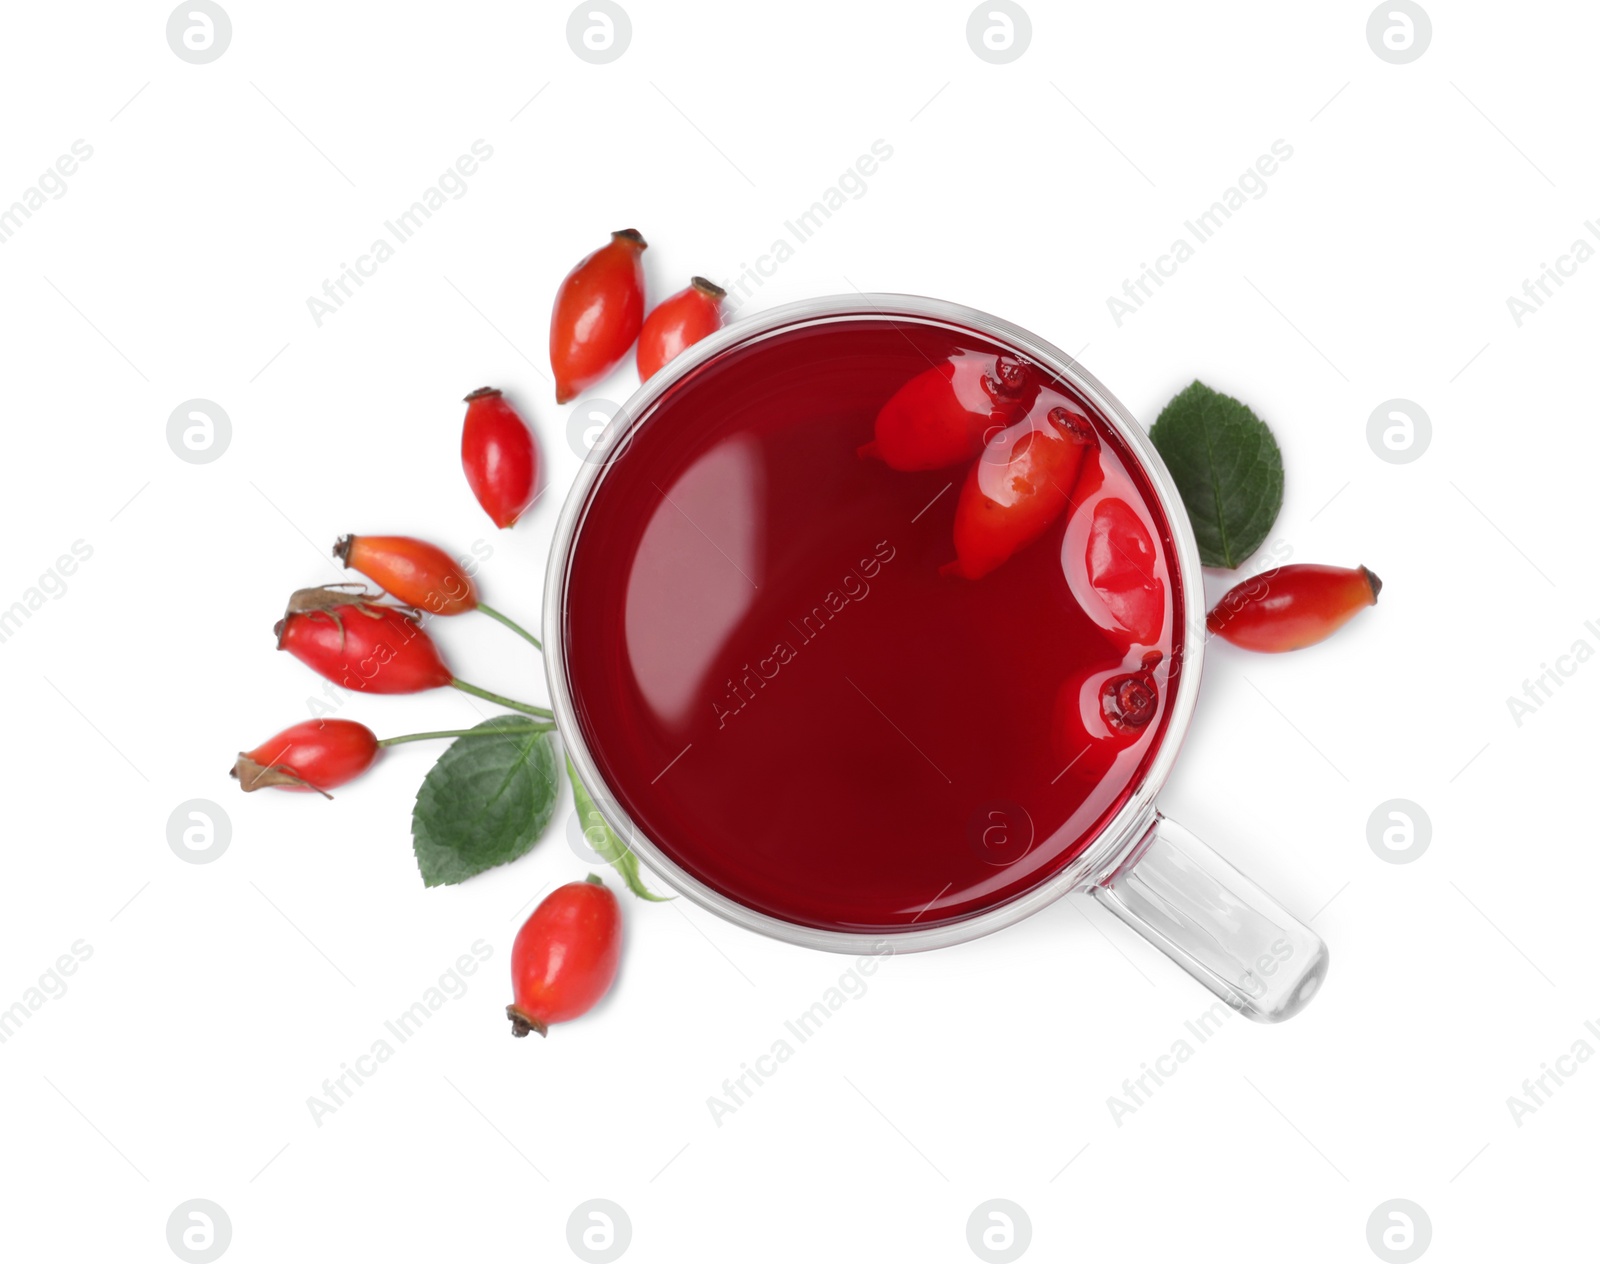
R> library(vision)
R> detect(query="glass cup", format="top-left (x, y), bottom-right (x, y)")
top-left (545, 294), bottom-right (1328, 1022)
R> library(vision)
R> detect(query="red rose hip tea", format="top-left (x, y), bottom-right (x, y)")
top-left (561, 317), bottom-right (1185, 932)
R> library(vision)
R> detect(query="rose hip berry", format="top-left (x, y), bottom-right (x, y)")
top-left (277, 601), bottom-right (453, 694)
top-left (334, 535), bottom-right (478, 615)
top-left (1099, 652), bottom-right (1165, 733)
top-left (1083, 496), bottom-right (1165, 647)
top-left (507, 875), bottom-right (622, 1038)
top-left (232, 719), bottom-right (379, 797)
top-left (859, 352), bottom-right (1035, 471)
top-left (637, 277), bottom-right (725, 382)
top-left (551, 229), bottom-right (648, 404)
top-left (941, 399), bottom-right (1095, 580)
top-left (1207, 564), bottom-right (1381, 652)
top-left (1053, 651), bottom-right (1166, 788)
top-left (461, 388), bottom-right (538, 529)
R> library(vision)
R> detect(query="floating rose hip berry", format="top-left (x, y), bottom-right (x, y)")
top-left (940, 398), bottom-right (1095, 580)
top-left (1207, 564), bottom-right (1381, 652)
top-left (859, 352), bottom-right (1036, 471)
top-left (1083, 497), bottom-right (1166, 647)
top-left (637, 277), bottom-right (725, 382)
top-left (551, 229), bottom-right (648, 403)
top-left (1053, 651), bottom-right (1166, 783)
top-left (276, 595), bottom-right (453, 694)
top-left (334, 535), bottom-right (478, 615)
top-left (232, 719), bottom-right (379, 797)
top-left (461, 388), bottom-right (539, 529)
top-left (1100, 652), bottom-right (1165, 733)
top-left (507, 875), bottom-right (622, 1038)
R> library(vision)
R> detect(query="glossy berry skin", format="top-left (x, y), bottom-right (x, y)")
top-left (1082, 496), bottom-right (1165, 647)
top-left (637, 277), bottom-right (725, 382)
top-left (1053, 652), bottom-right (1166, 781)
top-left (334, 535), bottom-right (478, 615)
top-left (462, 388), bottom-right (538, 529)
top-left (551, 229), bottom-right (648, 404)
top-left (277, 604), bottom-right (453, 693)
top-left (233, 719), bottom-right (379, 797)
top-left (860, 352), bottom-right (1035, 471)
top-left (507, 876), bottom-right (622, 1037)
top-left (940, 399), bottom-right (1095, 580)
top-left (1207, 564), bottom-right (1381, 652)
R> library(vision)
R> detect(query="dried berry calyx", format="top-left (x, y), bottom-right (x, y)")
top-left (231, 754), bottom-right (330, 798)
top-left (274, 584), bottom-right (406, 649)
top-left (1100, 652), bottom-right (1164, 732)
top-left (982, 354), bottom-right (1033, 401)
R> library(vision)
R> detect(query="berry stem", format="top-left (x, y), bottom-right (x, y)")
top-left (378, 724), bottom-right (553, 747)
top-left (450, 679), bottom-right (554, 718)
top-left (477, 601), bottom-right (542, 650)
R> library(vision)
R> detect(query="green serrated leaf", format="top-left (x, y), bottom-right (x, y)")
top-left (411, 718), bottom-right (559, 887)
top-left (1149, 380), bottom-right (1285, 569)
top-left (566, 756), bottom-right (671, 901)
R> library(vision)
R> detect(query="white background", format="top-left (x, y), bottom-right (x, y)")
top-left (1, 2), bottom-right (1595, 1261)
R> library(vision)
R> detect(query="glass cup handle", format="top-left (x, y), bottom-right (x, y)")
top-left (1090, 814), bottom-right (1329, 1022)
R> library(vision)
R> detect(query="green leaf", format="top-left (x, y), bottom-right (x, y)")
top-left (566, 756), bottom-right (671, 901)
top-left (412, 718), bottom-right (559, 886)
top-left (1149, 380), bottom-right (1285, 569)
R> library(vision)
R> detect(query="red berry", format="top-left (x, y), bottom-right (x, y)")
top-left (940, 397), bottom-right (1095, 580)
top-left (637, 277), bottom-right (725, 382)
top-left (859, 352), bottom-right (1035, 471)
top-left (507, 876), bottom-right (622, 1038)
top-left (461, 388), bottom-right (538, 529)
top-left (277, 602), bottom-right (453, 693)
top-left (232, 719), bottom-right (379, 797)
top-left (334, 535), bottom-right (478, 615)
top-left (1053, 651), bottom-right (1166, 774)
top-left (1207, 564), bottom-right (1381, 652)
top-left (1082, 497), bottom-right (1166, 647)
top-left (551, 229), bottom-right (648, 404)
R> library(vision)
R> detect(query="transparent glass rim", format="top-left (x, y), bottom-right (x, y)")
top-left (543, 293), bottom-right (1207, 953)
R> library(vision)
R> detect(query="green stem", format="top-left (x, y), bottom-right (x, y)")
top-left (378, 724), bottom-right (553, 747)
top-left (477, 601), bottom-right (542, 651)
top-left (451, 679), bottom-right (553, 719)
